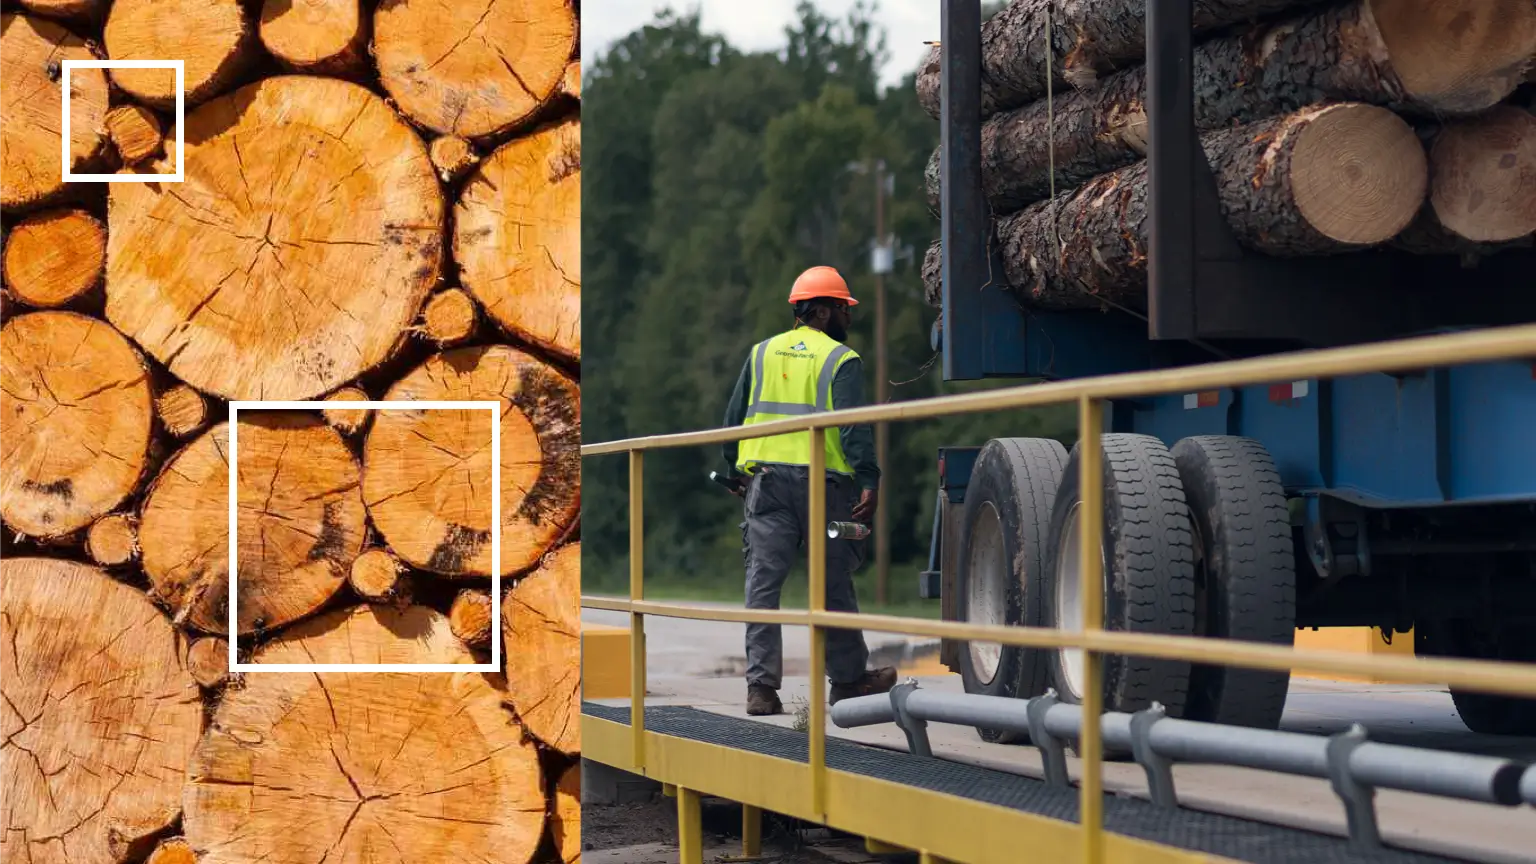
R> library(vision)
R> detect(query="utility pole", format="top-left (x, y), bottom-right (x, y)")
top-left (871, 159), bottom-right (890, 606)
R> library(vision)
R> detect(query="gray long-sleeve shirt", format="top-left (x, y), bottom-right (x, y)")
top-left (722, 338), bottom-right (881, 491)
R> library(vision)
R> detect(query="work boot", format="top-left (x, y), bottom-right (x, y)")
top-left (746, 683), bottom-right (783, 716)
top-left (829, 666), bottom-right (898, 705)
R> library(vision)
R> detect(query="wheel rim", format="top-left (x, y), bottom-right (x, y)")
top-left (966, 501), bottom-right (1007, 685)
top-left (1055, 502), bottom-right (1106, 702)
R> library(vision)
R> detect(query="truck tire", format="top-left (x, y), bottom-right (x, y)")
top-left (1172, 436), bottom-right (1296, 730)
top-left (1417, 619), bottom-right (1536, 735)
top-left (955, 437), bottom-right (1067, 742)
top-left (1043, 434), bottom-right (1195, 717)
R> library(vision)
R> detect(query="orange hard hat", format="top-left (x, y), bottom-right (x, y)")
top-left (788, 266), bottom-right (858, 306)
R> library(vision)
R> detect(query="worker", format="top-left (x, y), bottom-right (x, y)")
top-left (721, 265), bottom-right (897, 716)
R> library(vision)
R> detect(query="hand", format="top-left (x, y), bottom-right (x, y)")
top-left (729, 478), bottom-right (746, 498)
top-left (851, 488), bottom-right (877, 523)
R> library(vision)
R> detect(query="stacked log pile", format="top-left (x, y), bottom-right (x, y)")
top-left (1, 3), bottom-right (582, 863)
top-left (917, 0), bottom-right (1536, 312)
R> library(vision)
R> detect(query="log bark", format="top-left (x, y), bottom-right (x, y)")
top-left (363, 345), bottom-right (581, 577)
top-left (321, 386), bottom-right (372, 436)
top-left (139, 417), bottom-right (367, 635)
top-left (1420, 105), bottom-right (1536, 244)
top-left (449, 588), bottom-right (494, 649)
top-left (421, 287), bottom-right (479, 345)
top-left (374, 0), bottom-right (577, 139)
top-left (156, 383), bottom-right (209, 439)
top-left (456, 117), bottom-right (581, 360)
top-left (1, 14), bottom-right (110, 211)
top-left (1, 558), bottom-right (202, 864)
top-left (86, 512), bottom-right (139, 566)
top-left (1, 209), bottom-right (106, 308)
top-left (430, 135), bottom-right (480, 183)
top-left (104, 0), bottom-right (254, 109)
top-left (182, 604), bottom-right (547, 863)
top-left (258, 0), bottom-right (368, 77)
top-left (987, 103), bottom-right (1425, 311)
top-left (348, 547), bottom-right (412, 604)
top-left (105, 104), bottom-right (163, 166)
top-left (106, 76), bottom-right (443, 401)
top-left (552, 763), bottom-right (580, 864)
top-left (926, 0), bottom-right (1536, 215)
top-left (502, 541), bottom-right (579, 754)
top-left (185, 637), bottom-right (230, 689)
top-left (1, 312), bottom-right (153, 539)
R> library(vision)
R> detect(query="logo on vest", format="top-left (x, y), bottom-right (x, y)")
top-left (791, 341), bottom-right (807, 351)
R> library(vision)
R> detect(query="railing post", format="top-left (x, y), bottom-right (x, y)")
top-left (629, 450), bottom-right (646, 770)
top-left (677, 786), bottom-right (703, 864)
top-left (808, 428), bottom-right (828, 818)
top-left (1077, 396), bottom-right (1105, 864)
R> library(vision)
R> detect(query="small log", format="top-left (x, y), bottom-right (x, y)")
top-left (86, 512), bottom-right (140, 566)
top-left (562, 60), bottom-right (581, 99)
top-left (139, 417), bottom-right (367, 635)
top-left (429, 135), bottom-right (480, 183)
top-left (146, 837), bottom-right (198, 864)
top-left (1, 312), bottom-right (153, 539)
top-left (186, 637), bottom-right (231, 689)
top-left (552, 763), bottom-right (580, 864)
top-left (1, 558), bottom-right (202, 864)
top-left (106, 77), bottom-right (443, 401)
top-left (106, 104), bottom-right (163, 165)
top-left (421, 287), bottom-right (479, 345)
top-left (321, 386), bottom-right (372, 436)
top-left (449, 588), bottom-right (494, 649)
top-left (990, 103), bottom-right (1426, 311)
top-left (1, 208), bottom-right (106, 308)
top-left (157, 383), bottom-right (210, 439)
top-left (375, 0), bottom-right (577, 139)
top-left (502, 542), bottom-right (579, 754)
top-left (104, 0), bottom-right (254, 109)
top-left (0, 14), bottom-right (110, 210)
top-left (349, 547), bottom-right (412, 604)
top-left (183, 605), bottom-right (547, 862)
top-left (363, 345), bottom-right (581, 577)
top-left (456, 117), bottom-right (581, 360)
top-left (259, 0), bottom-right (368, 77)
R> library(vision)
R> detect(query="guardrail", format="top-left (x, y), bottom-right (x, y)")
top-left (581, 322), bottom-right (1536, 864)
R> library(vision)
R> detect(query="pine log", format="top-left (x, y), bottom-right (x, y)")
top-left (258, 0), bottom-right (368, 77)
top-left (348, 547), bottom-right (412, 604)
top-left (456, 118), bottom-right (581, 360)
top-left (105, 104), bottom-right (163, 165)
top-left (104, 0), bottom-right (254, 109)
top-left (0, 559), bottom-right (202, 864)
top-left (925, 0), bottom-right (1536, 215)
top-left (139, 417), bottom-right (367, 635)
top-left (421, 287), bottom-right (479, 345)
top-left (182, 605), bottom-right (546, 863)
top-left (146, 837), bottom-right (198, 864)
top-left (106, 76), bottom-right (443, 401)
top-left (186, 637), bottom-right (231, 689)
top-left (321, 386), bottom-right (372, 436)
top-left (430, 135), bottom-right (481, 183)
top-left (552, 763), bottom-right (580, 864)
top-left (374, 0), bottom-right (577, 139)
top-left (449, 588), bottom-right (494, 649)
top-left (563, 60), bottom-right (581, 99)
top-left (1, 209), bottom-right (106, 308)
top-left (502, 542), bottom-right (579, 754)
top-left (156, 383), bottom-right (209, 439)
top-left (86, 512), bottom-right (140, 566)
top-left (986, 103), bottom-right (1425, 311)
top-left (363, 345), bottom-right (581, 576)
top-left (1, 312), bottom-right (153, 539)
top-left (1421, 105), bottom-right (1536, 244)
top-left (10, 0), bottom-right (106, 25)
top-left (1, 14), bottom-right (110, 210)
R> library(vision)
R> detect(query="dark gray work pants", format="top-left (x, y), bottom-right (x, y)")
top-left (741, 465), bottom-right (869, 688)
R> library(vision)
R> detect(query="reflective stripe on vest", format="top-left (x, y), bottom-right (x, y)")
top-left (736, 327), bottom-right (857, 475)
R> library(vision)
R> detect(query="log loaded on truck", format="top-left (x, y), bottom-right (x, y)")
top-left (916, 0), bottom-right (1536, 737)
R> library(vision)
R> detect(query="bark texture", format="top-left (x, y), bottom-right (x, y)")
top-left (1, 14), bottom-right (110, 210)
top-left (501, 542), bottom-right (579, 754)
top-left (2, 209), bottom-right (106, 308)
top-left (104, 0), bottom-right (254, 108)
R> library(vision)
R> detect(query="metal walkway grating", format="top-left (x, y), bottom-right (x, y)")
top-left (584, 702), bottom-right (1465, 864)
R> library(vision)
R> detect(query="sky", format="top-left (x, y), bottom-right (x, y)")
top-left (579, 0), bottom-right (939, 89)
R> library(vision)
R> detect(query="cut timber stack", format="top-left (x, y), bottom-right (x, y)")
top-left (0, 3), bottom-right (581, 863)
top-left (917, 0), bottom-right (1536, 312)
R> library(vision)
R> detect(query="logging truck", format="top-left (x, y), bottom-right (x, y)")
top-left (918, 0), bottom-right (1536, 737)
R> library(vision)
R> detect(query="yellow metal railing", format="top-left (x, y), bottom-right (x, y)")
top-left (582, 322), bottom-right (1536, 864)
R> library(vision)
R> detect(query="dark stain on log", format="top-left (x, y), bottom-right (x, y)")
top-left (21, 478), bottom-right (73, 501)
top-left (307, 500), bottom-right (349, 563)
top-left (428, 522), bottom-right (491, 572)
top-left (509, 364), bottom-right (580, 526)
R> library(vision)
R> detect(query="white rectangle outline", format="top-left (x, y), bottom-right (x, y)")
top-left (62, 60), bottom-right (185, 183)
top-left (227, 400), bottom-right (501, 672)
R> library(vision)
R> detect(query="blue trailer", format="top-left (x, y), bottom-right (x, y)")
top-left (921, 0), bottom-right (1536, 738)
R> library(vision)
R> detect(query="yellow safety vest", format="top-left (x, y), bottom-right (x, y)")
top-left (736, 326), bottom-right (858, 476)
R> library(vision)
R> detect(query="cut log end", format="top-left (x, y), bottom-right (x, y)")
top-left (12, 0), bottom-right (107, 24)
top-left (1, 14), bottom-right (109, 210)
top-left (157, 384), bottom-right (210, 438)
top-left (1428, 105), bottom-right (1536, 243)
top-left (449, 588), bottom-right (494, 649)
top-left (322, 386), bottom-right (373, 436)
top-left (562, 60), bottom-right (581, 99)
top-left (86, 512), bottom-right (140, 566)
top-left (502, 542), bottom-right (579, 753)
top-left (186, 636), bottom-right (231, 688)
top-left (146, 837), bottom-right (199, 864)
top-left (553, 763), bottom-right (581, 864)
top-left (430, 135), bottom-right (481, 183)
top-left (104, 0), bottom-right (252, 108)
top-left (106, 104), bottom-right (164, 165)
top-left (259, 0), bottom-right (367, 76)
top-left (1287, 103), bottom-right (1427, 246)
top-left (422, 287), bottom-right (479, 345)
top-left (1370, 0), bottom-right (1536, 114)
top-left (349, 547), bottom-right (411, 604)
top-left (1, 208), bottom-right (106, 307)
